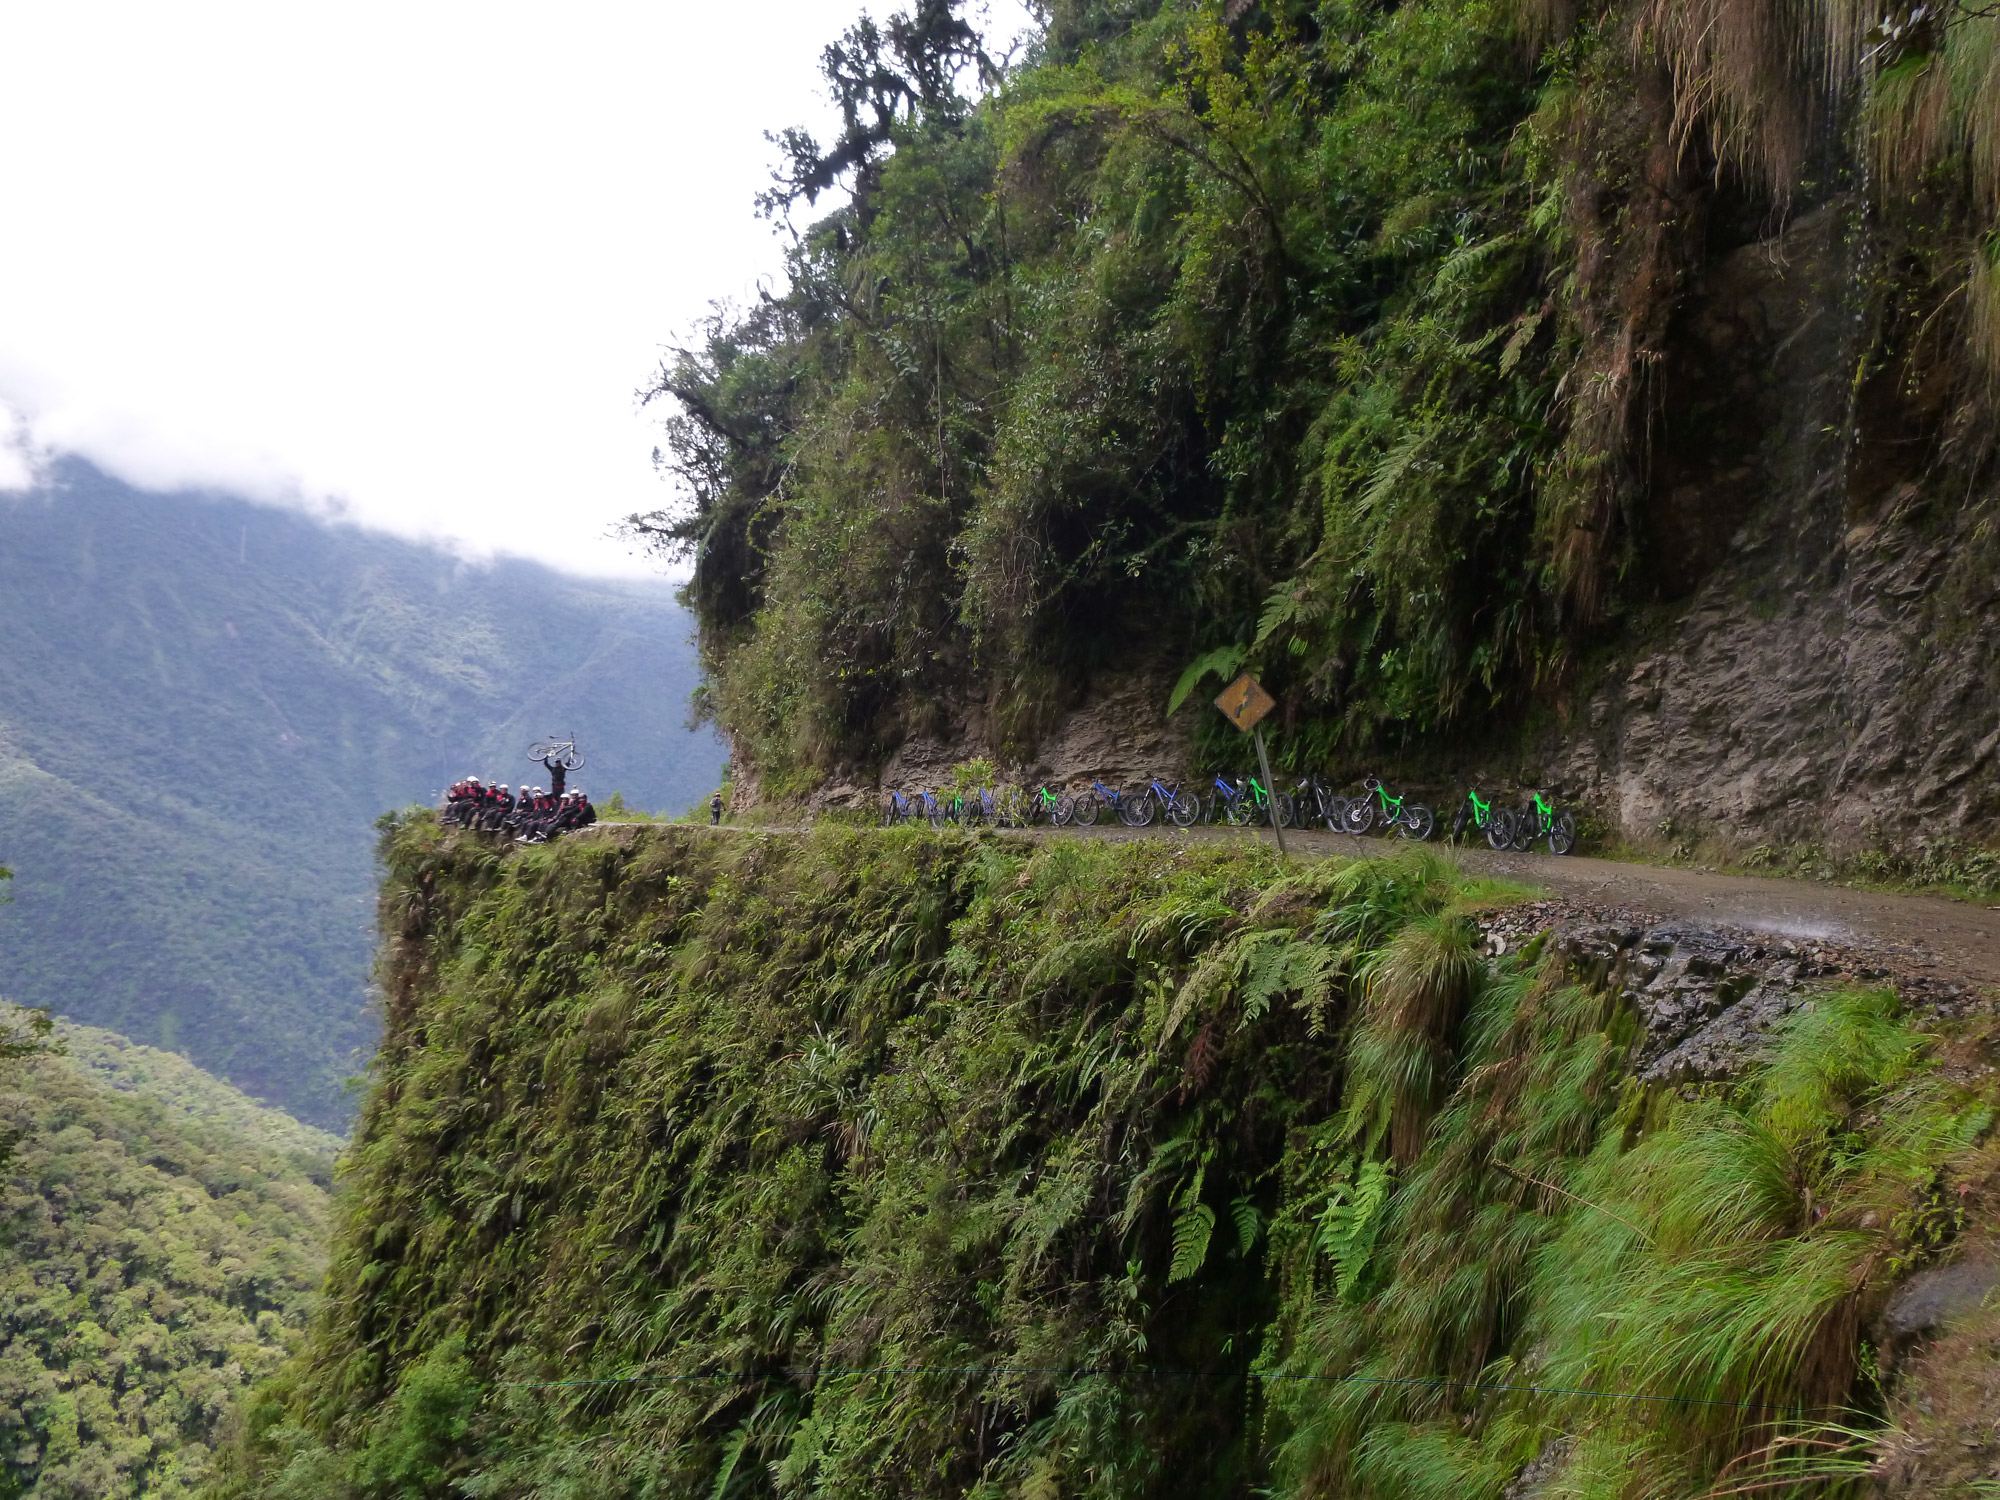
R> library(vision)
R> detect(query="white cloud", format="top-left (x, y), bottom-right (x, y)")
top-left (0, 0), bottom-right (1035, 577)
top-left (0, 406), bottom-right (41, 492)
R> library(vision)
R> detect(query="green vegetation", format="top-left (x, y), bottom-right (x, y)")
top-left (0, 1009), bottom-right (335, 1499)
top-left (633, 0), bottom-right (2000, 789)
top-left (0, 460), bottom-right (718, 1127)
top-left (209, 818), bottom-right (1995, 1497)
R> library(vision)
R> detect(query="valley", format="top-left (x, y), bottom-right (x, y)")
top-left (0, 462), bottom-right (721, 1128)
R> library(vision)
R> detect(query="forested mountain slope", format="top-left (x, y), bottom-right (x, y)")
top-left (636, 0), bottom-right (2000, 863)
top-left (206, 819), bottom-right (2000, 1499)
top-left (0, 462), bottom-right (719, 1128)
top-left (0, 1014), bottom-right (339, 1500)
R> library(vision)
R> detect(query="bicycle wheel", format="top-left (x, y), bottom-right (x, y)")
top-left (928, 803), bottom-right (947, 829)
top-left (1486, 810), bottom-right (1513, 850)
top-left (1398, 803), bottom-right (1435, 841)
top-left (1549, 811), bottom-right (1576, 856)
top-left (1449, 799), bottom-right (1470, 843)
top-left (1123, 794), bottom-right (1156, 828)
top-left (1052, 794), bottom-right (1076, 826)
top-left (1321, 796), bottom-right (1349, 831)
top-left (1342, 798), bottom-right (1376, 835)
top-left (528, 740), bottom-right (557, 761)
top-left (1167, 791), bottom-right (1199, 828)
top-left (1511, 810), bottom-right (1535, 852)
top-left (1274, 793), bottom-right (1297, 829)
top-left (560, 749), bottom-right (584, 771)
top-left (1071, 792), bottom-right (1100, 827)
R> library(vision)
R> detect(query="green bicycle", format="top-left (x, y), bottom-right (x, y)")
top-left (1340, 775), bottom-right (1435, 841)
top-left (1510, 791), bottom-right (1576, 855)
top-left (1023, 784), bottom-right (1075, 826)
top-left (1448, 790), bottom-right (1515, 850)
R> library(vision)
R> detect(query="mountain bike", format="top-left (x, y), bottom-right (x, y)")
top-left (1070, 778), bottom-right (1135, 827)
top-left (1211, 774), bottom-right (1282, 826)
top-left (1205, 775), bottom-right (1249, 825)
top-left (528, 738), bottom-right (584, 772)
top-left (1340, 776), bottom-right (1435, 840)
top-left (1288, 776), bottom-right (1347, 831)
top-left (1018, 784), bottom-right (1073, 826)
top-left (883, 790), bottom-right (918, 826)
top-left (1509, 791), bottom-right (1576, 855)
top-left (953, 788), bottom-right (997, 827)
top-left (1448, 790), bottom-right (1514, 850)
top-left (1120, 777), bottom-right (1200, 828)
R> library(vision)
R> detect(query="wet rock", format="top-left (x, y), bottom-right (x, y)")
top-left (1477, 898), bottom-right (1981, 1080)
top-left (1522, 205), bottom-right (2000, 864)
top-left (1503, 1437), bottom-right (1573, 1499)
top-left (1883, 1258), bottom-right (2000, 1341)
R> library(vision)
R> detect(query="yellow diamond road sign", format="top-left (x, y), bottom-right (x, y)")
top-left (1214, 673), bottom-right (1275, 734)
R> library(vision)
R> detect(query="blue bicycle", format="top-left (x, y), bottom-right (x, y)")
top-left (1069, 778), bottom-right (1134, 827)
top-left (1208, 774), bottom-right (1290, 827)
top-left (1205, 774), bottom-right (1254, 826)
top-left (1120, 777), bottom-right (1200, 828)
top-left (957, 787), bottom-right (997, 827)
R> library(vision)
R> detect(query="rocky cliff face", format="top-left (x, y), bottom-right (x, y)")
top-left (1544, 203), bottom-right (2000, 859)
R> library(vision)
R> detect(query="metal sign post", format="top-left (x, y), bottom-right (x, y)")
top-left (1212, 673), bottom-right (1288, 857)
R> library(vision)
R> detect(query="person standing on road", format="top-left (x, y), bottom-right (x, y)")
top-left (710, 791), bottom-right (723, 826)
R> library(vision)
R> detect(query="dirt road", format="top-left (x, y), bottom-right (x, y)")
top-left (595, 821), bottom-right (2000, 991)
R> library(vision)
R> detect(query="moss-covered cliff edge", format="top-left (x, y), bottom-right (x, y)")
top-left (212, 818), bottom-right (2000, 1498)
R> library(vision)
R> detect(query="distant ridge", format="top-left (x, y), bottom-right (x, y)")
top-left (0, 460), bottom-right (720, 1127)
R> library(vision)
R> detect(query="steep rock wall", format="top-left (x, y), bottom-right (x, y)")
top-left (1545, 205), bottom-right (2000, 856)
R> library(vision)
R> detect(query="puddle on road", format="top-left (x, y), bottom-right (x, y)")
top-left (1726, 912), bottom-right (1847, 941)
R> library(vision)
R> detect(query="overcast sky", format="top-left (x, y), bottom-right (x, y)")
top-left (0, 1), bottom-right (1033, 577)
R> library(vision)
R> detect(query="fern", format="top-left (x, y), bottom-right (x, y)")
top-left (1169, 1201), bottom-right (1216, 1283)
top-left (1181, 1020), bottom-right (1221, 1101)
top-left (1230, 1195), bottom-right (1264, 1257)
top-left (1240, 935), bottom-right (1339, 1029)
top-left (1316, 1157), bottom-right (1394, 1301)
top-left (1166, 644), bottom-right (1247, 715)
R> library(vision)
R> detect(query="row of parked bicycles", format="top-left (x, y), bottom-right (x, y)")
top-left (883, 775), bottom-right (1578, 854)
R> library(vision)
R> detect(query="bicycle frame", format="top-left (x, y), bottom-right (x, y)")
top-left (1527, 791), bottom-right (1554, 831)
top-left (1466, 790), bottom-right (1492, 827)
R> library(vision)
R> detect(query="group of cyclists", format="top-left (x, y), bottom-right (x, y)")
top-left (441, 777), bottom-right (598, 843)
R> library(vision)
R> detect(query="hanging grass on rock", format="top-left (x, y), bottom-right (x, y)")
top-left (207, 818), bottom-right (1997, 1500)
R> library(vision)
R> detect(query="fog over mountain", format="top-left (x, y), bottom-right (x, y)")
top-left (0, 460), bottom-right (718, 1128)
